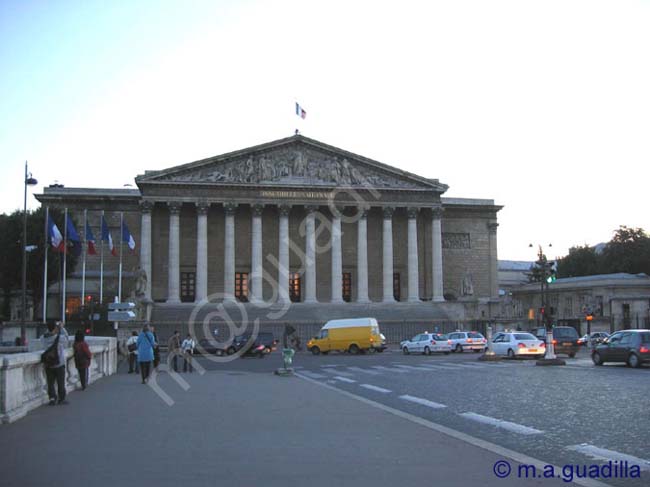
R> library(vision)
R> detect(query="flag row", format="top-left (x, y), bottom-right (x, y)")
top-left (47, 213), bottom-right (136, 257)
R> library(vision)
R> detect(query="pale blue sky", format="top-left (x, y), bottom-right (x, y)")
top-left (2, 0), bottom-right (649, 260)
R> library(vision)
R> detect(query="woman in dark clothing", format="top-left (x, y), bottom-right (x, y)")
top-left (73, 330), bottom-right (92, 390)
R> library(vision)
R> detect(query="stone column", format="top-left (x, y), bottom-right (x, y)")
top-left (356, 209), bottom-right (370, 303)
top-left (488, 222), bottom-right (499, 299)
top-left (195, 201), bottom-right (209, 302)
top-left (278, 205), bottom-right (291, 304)
top-left (139, 201), bottom-right (153, 301)
top-left (250, 204), bottom-right (264, 303)
top-left (223, 203), bottom-right (237, 303)
top-left (382, 207), bottom-right (395, 303)
top-left (407, 207), bottom-right (420, 302)
top-left (167, 201), bottom-right (182, 304)
top-left (304, 205), bottom-right (318, 303)
top-left (431, 206), bottom-right (445, 302)
top-left (330, 211), bottom-right (344, 303)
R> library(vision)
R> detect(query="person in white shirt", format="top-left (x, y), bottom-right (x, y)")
top-left (181, 334), bottom-right (196, 373)
top-left (126, 331), bottom-right (139, 374)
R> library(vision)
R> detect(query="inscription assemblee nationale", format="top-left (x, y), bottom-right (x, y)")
top-left (260, 190), bottom-right (332, 199)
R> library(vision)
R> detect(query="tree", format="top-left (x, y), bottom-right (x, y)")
top-left (556, 245), bottom-right (601, 278)
top-left (601, 226), bottom-right (650, 275)
top-left (0, 208), bottom-right (79, 321)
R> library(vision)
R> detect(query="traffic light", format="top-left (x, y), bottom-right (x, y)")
top-left (546, 261), bottom-right (557, 283)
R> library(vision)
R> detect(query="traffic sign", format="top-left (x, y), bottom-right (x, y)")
top-left (108, 302), bottom-right (135, 310)
top-left (108, 311), bottom-right (136, 321)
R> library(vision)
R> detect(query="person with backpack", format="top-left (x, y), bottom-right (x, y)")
top-left (73, 330), bottom-right (92, 390)
top-left (41, 322), bottom-right (69, 405)
top-left (126, 331), bottom-right (139, 374)
top-left (137, 324), bottom-right (157, 384)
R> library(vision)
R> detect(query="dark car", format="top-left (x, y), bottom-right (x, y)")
top-left (550, 326), bottom-right (580, 357)
top-left (592, 330), bottom-right (650, 368)
top-left (229, 332), bottom-right (277, 357)
top-left (196, 338), bottom-right (227, 355)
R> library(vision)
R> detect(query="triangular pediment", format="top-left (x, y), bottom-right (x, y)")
top-left (136, 135), bottom-right (448, 192)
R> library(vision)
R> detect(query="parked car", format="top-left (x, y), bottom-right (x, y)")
top-left (447, 331), bottom-right (487, 353)
top-left (491, 332), bottom-right (546, 358)
top-left (401, 333), bottom-right (451, 355)
top-left (196, 338), bottom-right (227, 355)
top-left (578, 332), bottom-right (609, 347)
top-left (550, 326), bottom-right (580, 358)
top-left (229, 332), bottom-right (277, 357)
top-left (592, 330), bottom-right (650, 368)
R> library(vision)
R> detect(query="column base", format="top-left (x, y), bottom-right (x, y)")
top-left (356, 298), bottom-right (371, 304)
top-left (382, 298), bottom-right (396, 303)
top-left (166, 298), bottom-right (181, 305)
top-left (432, 296), bottom-right (445, 303)
top-left (330, 298), bottom-right (345, 304)
top-left (303, 298), bottom-right (319, 304)
top-left (407, 297), bottom-right (420, 303)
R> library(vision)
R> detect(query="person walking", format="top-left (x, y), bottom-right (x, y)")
top-left (137, 324), bottom-right (156, 384)
top-left (182, 334), bottom-right (195, 373)
top-left (126, 331), bottom-right (139, 374)
top-left (168, 330), bottom-right (181, 372)
top-left (73, 331), bottom-right (92, 390)
top-left (41, 322), bottom-right (69, 405)
top-left (151, 325), bottom-right (161, 371)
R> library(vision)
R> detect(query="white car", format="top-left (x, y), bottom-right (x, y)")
top-left (401, 333), bottom-right (452, 355)
top-left (447, 331), bottom-right (487, 353)
top-left (491, 332), bottom-right (546, 358)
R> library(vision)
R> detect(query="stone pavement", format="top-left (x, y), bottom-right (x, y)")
top-left (0, 365), bottom-right (579, 487)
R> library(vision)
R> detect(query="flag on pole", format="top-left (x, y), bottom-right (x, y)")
top-left (47, 216), bottom-right (64, 252)
top-left (101, 216), bottom-right (117, 256)
top-left (295, 102), bottom-right (307, 119)
top-left (66, 217), bottom-right (82, 256)
top-left (122, 220), bottom-right (136, 251)
top-left (86, 221), bottom-right (97, 255)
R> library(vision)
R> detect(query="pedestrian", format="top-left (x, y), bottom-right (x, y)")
top-left (182, 334), bottom-right (195, 373)
top-left (168, 330), bottom-right (181, 372)
top-left (73, 330), bottom-right (92, 390)
top-left (126, 331), bottom-right (139, 374)
top-left (137, 324), bottom-right (157, 384)
top-left (151, 325), bottom-right (161, 370)
top-left (41, 321), bottom-right (69, 405)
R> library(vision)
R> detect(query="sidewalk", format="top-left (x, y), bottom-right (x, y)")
top-left (0, 368), bottom-right (578, 487)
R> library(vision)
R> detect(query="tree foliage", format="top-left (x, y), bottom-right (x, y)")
top-left (0, 208), bottom-right (78, 320)
top-left (556, 226), bottom-right (650, 278)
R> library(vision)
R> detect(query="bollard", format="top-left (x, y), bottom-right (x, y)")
top-left (275, 348), bottom-right (295, 376)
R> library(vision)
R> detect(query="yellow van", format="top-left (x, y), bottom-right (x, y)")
top-left (307, 318), bottom-right (383, 355)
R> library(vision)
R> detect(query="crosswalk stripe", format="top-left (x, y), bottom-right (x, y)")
top-left (300, 371), bottom-right (327, 379)
top-left (333, 376), bottom-right (356, 384)
top-left (346, 366), bottom-right (380, 375)
top-left (322, 368), bottom-right (354, 377)
top-left (459, 412), bottom-right (543, 435)
top-left (399, 395), bottom-right (446, 409)
top-left (360, 384), bottom-right (392, 393)
top-left (370, 365), bottom-right (409, 373)
top-left (567, 444), bottom-right (650, 471)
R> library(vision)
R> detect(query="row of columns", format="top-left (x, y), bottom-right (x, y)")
top-left (140, 202), bottom-right (445, 304)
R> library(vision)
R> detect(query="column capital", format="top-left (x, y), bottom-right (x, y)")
top-left (358, 207), bottom-right (369, 219)
top-left (305, 204), bottom-right (318, 214)
top-left (224, 203), bottom-right (238, 216)
top-left (407, 207), bottom-right (420, 219)
top-left (278, 204), bottom-right (292, 217)
top-left (251, 203), bottom-right (265, 217)
top-left (140, 200), bottom-right (154, 213)
top-left (196, 201), bottom-right (210, 215)
top-left (382, 206), bottom-right (395, 219)
top-left (168, 201), bottom-right (182, 215)
top-left (488, 222), bottom-right (499, 235)
top-left (431, 206), bottom-right (444, 219)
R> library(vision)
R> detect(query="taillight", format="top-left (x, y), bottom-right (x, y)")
top-left (640, 346), bottom-right (649, 353)
top-left (518, 343), bottom-right (526, 348)
top-left (447, 340), bottom-right (452, 345)
top-left (431, 340), bottom-right (436, 345)
top-left (467, 338), bottom-right (473, 343)
top-left (552, 339), bottom-right (558, 345)
top-left (540, 342), bottom-right (546, 348)
top-left (370, 337), bottom-right (374, 343)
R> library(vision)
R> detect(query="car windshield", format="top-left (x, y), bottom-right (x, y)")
top-left (431, 335), bottom-right (446, 341)
top-left (514, 333), bottom-right (536, 341)
top-left (554, 328), bottom-right (578, 338)
top-left (468, 333), bottom-right (484, 339)
top-left (639, 332), bottom-right (650, 344)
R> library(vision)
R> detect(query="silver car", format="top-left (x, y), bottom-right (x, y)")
top-left (447, 331), bottom-right (487, 353)
top-left (401, 333), bottom-right (452, 355)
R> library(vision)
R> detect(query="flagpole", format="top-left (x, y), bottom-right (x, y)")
top-left (100, 210), bottom-right (104, 304)
top-left (62, 208), bottom-right (68, 324)
top-left (81, 209), bottom-right (87, 307)
top-left (42, 207), bottom-right (49, 324)
top-left (118, 212), bottom-right (123, 302)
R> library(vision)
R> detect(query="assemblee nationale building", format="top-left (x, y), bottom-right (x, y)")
top-left (36, 134), bottom-right (502, 339)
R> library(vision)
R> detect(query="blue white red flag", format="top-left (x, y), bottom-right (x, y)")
top-left (66, 217), bottom-right (82, 256)
top-left (86, 221), bottom-right (97, 255)
top-left (48, 216), bottom-right (64, 252)
top-left (101, 216), bottom-right (117, 256)
top-left (122, 220), bottom-right (136, 251)
top-left (295, 102), bottom-right (306, 119)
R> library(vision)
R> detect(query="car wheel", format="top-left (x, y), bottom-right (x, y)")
top-left (368, 347), bottom-right (376, 354)
top-left (592, 352), bottom-right (603, 366)
top-left (507, 349), bottom-right (515, 359)
top-left (473, 349), bottom-right (481, 353)
top-left (226, 346), bottom-right (236, 355)
top-left (311, 346), bottom-right (320, 356)
top-left (628, 353), bottom-right (641, 368)
top-left (377, 348), bottom-right (384, 353)
top-left (322, 351), bottom-right (329, 355)
top-left (568, 352), bottom-right (576, 358)
top-left (349, 344), bottom-right (360, 355)
top-left (424, 346), bottom-right (431, 356)
top-left (455, 344), bottom-right (462, 353)
top-left (403, 346), bottom-right (410, 355)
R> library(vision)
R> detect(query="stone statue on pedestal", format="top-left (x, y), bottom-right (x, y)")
top-left (132, 267), bottom-right (153, 322)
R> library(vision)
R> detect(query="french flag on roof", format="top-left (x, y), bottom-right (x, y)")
top-left (48, 216), bottom-right (64, 252)
top-left (86, 221), bottom-right (97, 255)
top-left (101, 216), bottom-right (117, 256)
top-left (295, 102), bottom-right (306, 119)
top-left (122, 220), bottom-right (136, 251)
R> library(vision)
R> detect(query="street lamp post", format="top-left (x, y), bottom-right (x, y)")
top-left (21, 161), bottom-right (38, 346)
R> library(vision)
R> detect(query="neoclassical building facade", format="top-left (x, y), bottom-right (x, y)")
top-left (37, 135), bottom-right (502, 324)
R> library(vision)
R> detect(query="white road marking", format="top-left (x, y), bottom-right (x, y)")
top-left (346, 366), bottom-right (380, 375)
top-left (567, 444), bottom-right (650, 471)
top-left (299, 371), bottom-right (327, 379)
top-left (459, 412), bottom-right (543, 435)
top-left (360, 384), bottom-right (392, 393)
top-left (296, 373), bottom-right (610, 487)
top-left (322, 368), bottom-right (354, 377)
top-left (370, 365), bottom-right (408, 373)
top-left (333, 376), bottom-right (356, 384)
top-left (320, 364), bottom-right (340, 368)
top-left (394, 364), bottom-right (432, 371)
top-left (399, 395), bottom-right (447, 409)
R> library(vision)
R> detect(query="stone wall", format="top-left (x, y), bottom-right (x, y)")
top-left (0, 336), bottom-right (117, 424)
